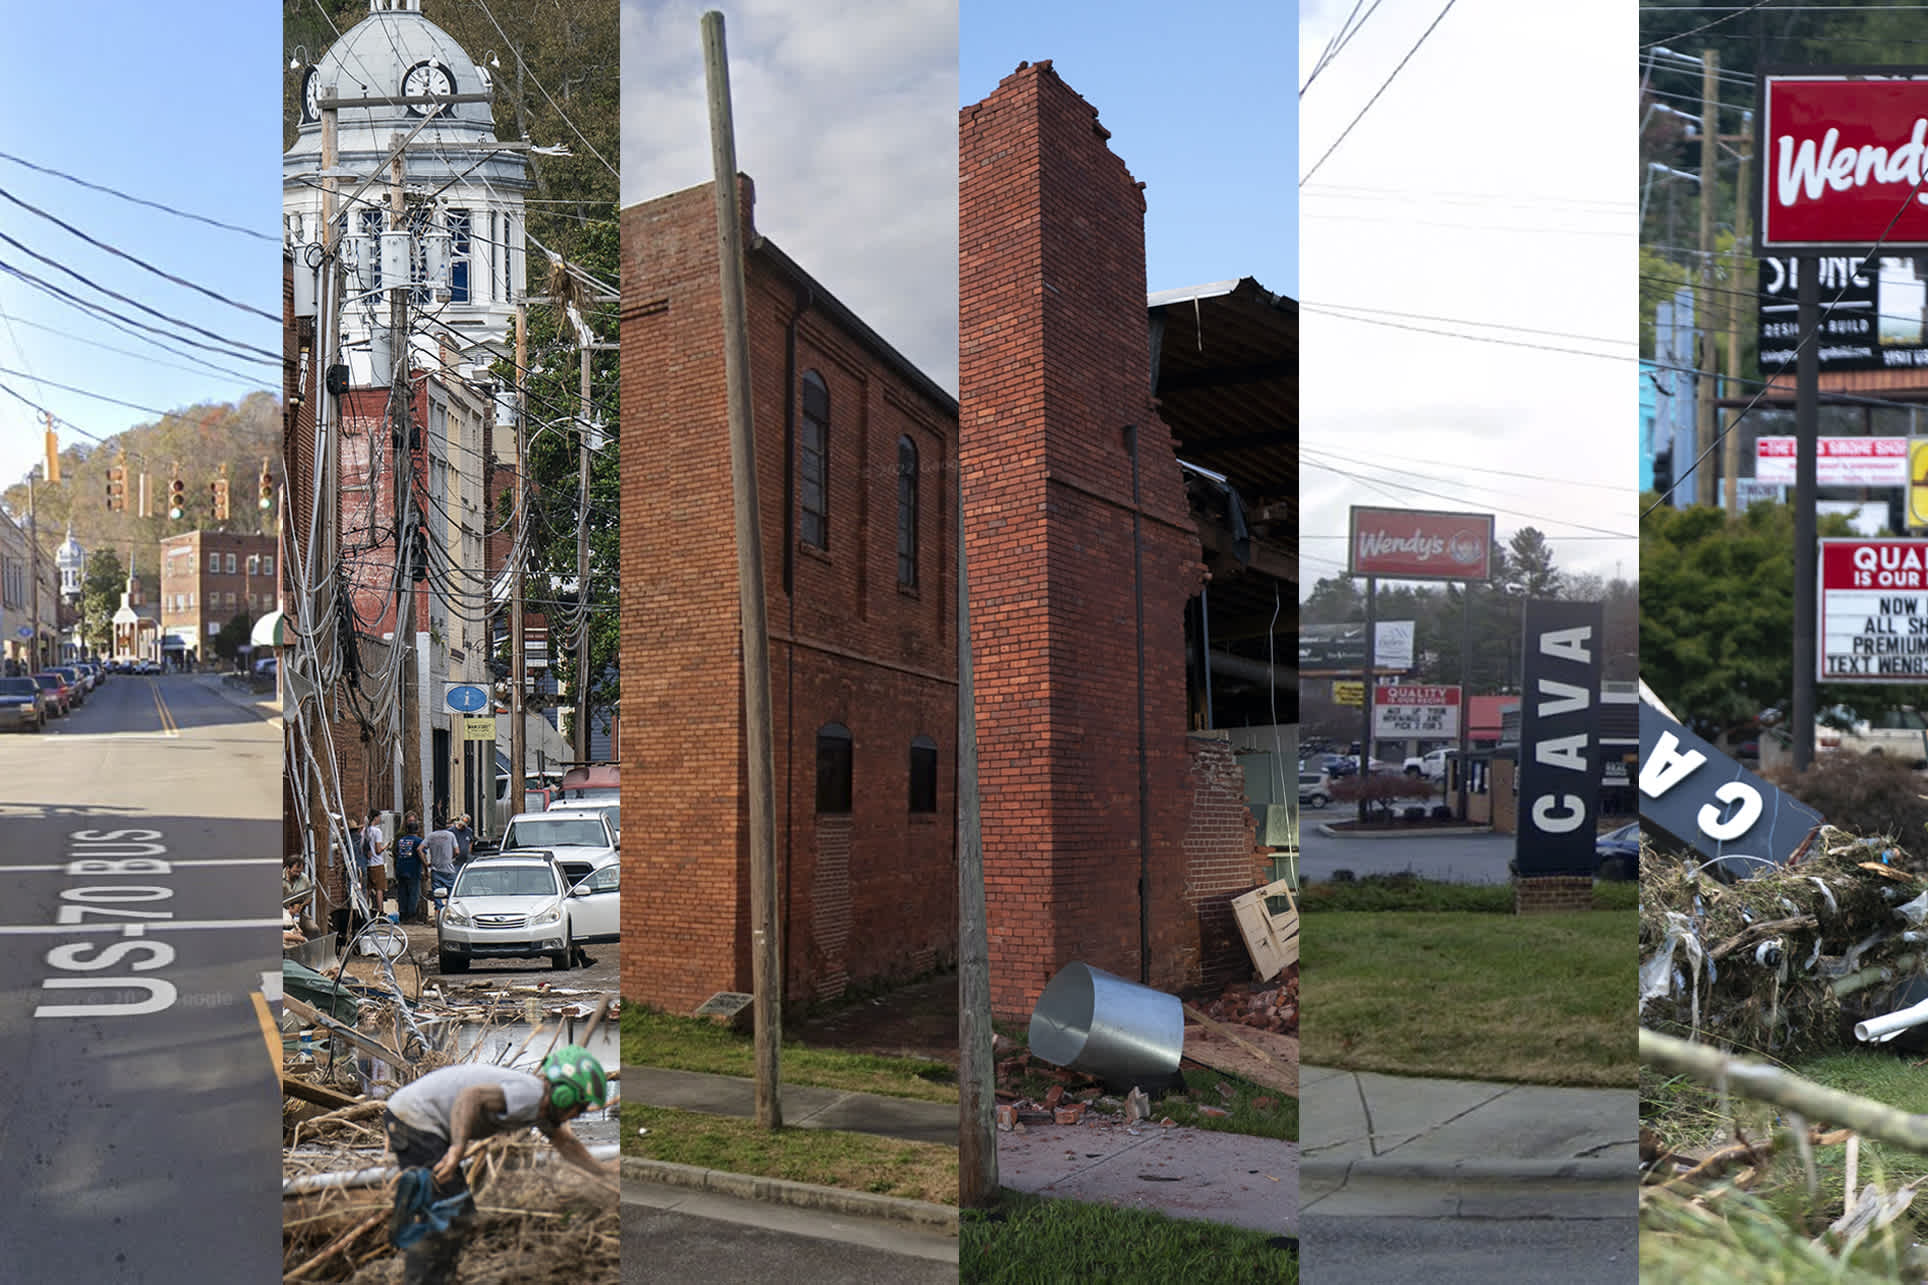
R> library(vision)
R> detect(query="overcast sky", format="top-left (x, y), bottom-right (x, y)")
top-left (622, 0), bottom-right (958, 394)
top-left (0, 4), bottom-right (280, 494)
top-left (1298, 0), bottom-right (1639, 599)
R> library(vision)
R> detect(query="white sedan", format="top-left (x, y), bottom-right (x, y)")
top-left (565, 863), bottom-right (619, 944)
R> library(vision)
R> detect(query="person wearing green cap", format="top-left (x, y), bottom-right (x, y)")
top-left (382, 1045), bottom-right (615, 1283)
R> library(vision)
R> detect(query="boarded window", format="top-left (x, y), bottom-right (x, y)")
top-left (909, 735), bottom-right (938, 813)
top-left (817, 722), bottom-right (852, 813)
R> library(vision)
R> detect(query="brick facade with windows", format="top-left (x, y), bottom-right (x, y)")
top-left (961, 62), bottom-right (1253, 1021)
top-left (620, 180), bottom-right (960, 1015)
top-left (157, 530), bottom-right (279, 661)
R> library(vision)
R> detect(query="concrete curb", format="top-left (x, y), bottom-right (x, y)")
top-left (1312, 822), bottom-right (1495, 841)
top-left (1303, 1155), bottom-right (1630, 1186)
top-left (620, 1157), bottom-right (959, 1236)
top-left (194, 674), bottom-right (282, 727)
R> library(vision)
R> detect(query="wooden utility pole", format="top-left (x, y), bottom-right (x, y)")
top-left (956, 469), bottom-right (997, 1207)
top-left (1695, 50), bottom-right (1720, 508)
top-left (26, 467), bottom-right (40, 671)
top-left (573, 338), bottom-right (593, 764)
top-left (704, 9), bottom-right (782, 1130)
top-left (390, 135), bottom-right (422, 828)
top-left (1724, 131), bottom-right (1750, 518)
top-left (509, 301), bottom-right (528, 828)
top-left (308, 88), bottom-right (341, 878)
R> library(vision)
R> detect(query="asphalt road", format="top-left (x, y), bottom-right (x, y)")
top-left (1300, 1214), bottom-right (1637, 1284)
top-left (1298, 815), bottom-right (1517, 885)
top-left (0, 673), bottom-right (282, 1281)
top-left (622, 1182), bottom-right (957, 1284)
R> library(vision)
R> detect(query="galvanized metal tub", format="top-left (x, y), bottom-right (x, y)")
top-left (1028, 962), bottom-right (1184, 1085)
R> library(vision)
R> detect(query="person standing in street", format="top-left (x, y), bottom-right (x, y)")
top-left (364, 808), bottom-right (389, 914)
top-left (383, 1046), bottom-right (615, 1283)
top-left (424, 825), bottom-right (458, 922)
top-left (450, 813), bottom-right (474, 868)
top-left (393, 817), bottom-right (425, 924)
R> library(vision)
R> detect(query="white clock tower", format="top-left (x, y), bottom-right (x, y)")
top-left (283, 0), bottom-right (529, 375)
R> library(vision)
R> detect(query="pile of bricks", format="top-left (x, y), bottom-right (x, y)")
top-left (1196, 973), bottom-right (1298, 1038)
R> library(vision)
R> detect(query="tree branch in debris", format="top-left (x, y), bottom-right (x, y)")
top-left (1642, 1029), bottom-right (1928, 1153)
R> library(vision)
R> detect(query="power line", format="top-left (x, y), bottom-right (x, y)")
top-left (1301, 0), bottom-right (1460, 188)
top-left (1303, 455), bottom-right (1637, 540)
top-left (1640, 0), bottom-right (1779, 49)
top-left (0, 148), bottom-right (278, 243)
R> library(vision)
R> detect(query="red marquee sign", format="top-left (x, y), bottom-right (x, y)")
top-left (1347, 506), bottom-right (1494, 582)
top-left (1759, 71), bottom-right (1928, 252)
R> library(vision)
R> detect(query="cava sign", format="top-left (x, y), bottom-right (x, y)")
top-left (1514, 600), bottom-right (1602, 879)
top-left (1639, 704), bottom-right (1823, 870)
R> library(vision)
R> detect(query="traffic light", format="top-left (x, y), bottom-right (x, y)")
top-left (410, 523), bottom-right (430, 582)
top-left (168, 477), bottom-right (185, 522)
top-left (211, 478), bottom-right (230, 521)
top-left (105, 465), bottom-right (125, 512)
top-left (258, 465), bottom-right (274, 512)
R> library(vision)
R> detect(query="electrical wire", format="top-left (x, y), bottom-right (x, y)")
top-left (1301, 0), bottom-right (1460, 189)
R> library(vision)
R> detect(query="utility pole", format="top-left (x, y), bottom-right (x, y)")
top-left (705, 9), bottom-right (782, 1130)
top-left (308, 87), bottom-right (341, 881)
top-left (390, 134), bottom-right (423, 827)
top-left (573, 335), bottom-right (593, 764)
top-left (1724, 131), bottom-right (1751, 518)
top-left (509, 301), bottom-right (528, 827)
top-left (1695, 49), bottom-right (1720, 509)
top-left (956, 469), bottom-right (997, 1207)
top-left (26, 467), bottom-right (40, 671)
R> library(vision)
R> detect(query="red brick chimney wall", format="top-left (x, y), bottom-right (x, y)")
top-left (960, 62), bottom-right (1204, 1022)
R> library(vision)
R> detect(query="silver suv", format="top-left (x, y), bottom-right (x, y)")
top-left (436, 852), bottom-right (575, 973)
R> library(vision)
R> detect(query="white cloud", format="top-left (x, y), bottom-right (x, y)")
top-left (622, 0), bottom-right (958, 394)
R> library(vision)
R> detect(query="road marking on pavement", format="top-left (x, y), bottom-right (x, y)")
top-left (4, 859), bottom-right (282, 872)
top-left (0, 918), bottom-right (283, 934)
top-left (150, 684), bottom-right (179, 738)
top-left (250, 991), bottom-right (284, 1080)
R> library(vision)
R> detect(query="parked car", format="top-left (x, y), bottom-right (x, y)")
top-left (0, 676), bottom-right (46, 732)
top-left (1596, 822), bottom-right (1641, 881)
top-left (563, 863), bottom-right (620, 947)
top-left (498, 810), bottom-right (618, 887)
top-left (436, 852), bottom-right (577, 973)
top-left (32, 672), bottom-right (71, 717)
top-left (51, 666), bottom-right (86, 704)
top-left (547, 797), bottom-right (621, 845)
top-left (1297, 771), bottom-right (1332, 809)
top-left (1404, 748), bottom-right (1454, 780)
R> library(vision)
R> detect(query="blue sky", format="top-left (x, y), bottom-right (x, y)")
top-left (0, 4), bottom-right (282, 492)
top-left (961, 1), bottom-right (1297, 301)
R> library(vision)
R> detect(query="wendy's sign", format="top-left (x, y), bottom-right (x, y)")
top-left (1759, 70), bottom-right (1928, 252)
top-left (1346, 506), bottom-right (1494, 583)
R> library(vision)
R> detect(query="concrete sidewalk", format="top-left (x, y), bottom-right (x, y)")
top-left (998, 1117), bottom-right (1296, 1236)
top-left (194, 672), bottom-right (281, 726)
top-left (1313, 821), bottom-right (1493, 840)
top-left (1301, 1065), bottom-right (1637, 1218)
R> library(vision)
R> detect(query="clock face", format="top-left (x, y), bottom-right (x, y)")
top-left (301, 68), bottom-right (320, 123)
top-left (402, 61), bottom-right (454, 116)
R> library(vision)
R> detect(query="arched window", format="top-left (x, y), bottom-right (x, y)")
top-left (908, 735), bottom-right (938, 813)
top-left (800, 372), bottom-right (830, 549)
top-left (896, 437), bottom-right (918, 587)
top-left (816, 722), bottom-right (852, 813)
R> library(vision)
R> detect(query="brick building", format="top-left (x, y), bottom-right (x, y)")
top-left (158, 529), bottom-right (278, 665)
top-left (961, 62), bottom-right (1296, 1019)
top-left (621, 180), bottom-right (960, 1015)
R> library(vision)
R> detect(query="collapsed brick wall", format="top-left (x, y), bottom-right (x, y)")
top-left (1182, 736), bottom-right (1269, 991)
top-left (961, 62), bottom-right (1206, 1022)
top-left (621, 181), bottom-right (958, 1015)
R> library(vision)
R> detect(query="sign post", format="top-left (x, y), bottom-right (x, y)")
top-left (1515, 599), bottom-right (1604, 899)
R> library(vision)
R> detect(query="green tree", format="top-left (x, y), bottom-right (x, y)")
top-left (213, 611), bottom-right (253, 665)
top-left (80, 548), bottom-right (125, 655)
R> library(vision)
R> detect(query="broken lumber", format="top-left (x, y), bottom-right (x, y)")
top-left (283, 1076), bottom-right (360, 1112)
top-left (1231, 878), bottom-right (1298, 981)
top-left (283, 994), bottom-right (410, 1069)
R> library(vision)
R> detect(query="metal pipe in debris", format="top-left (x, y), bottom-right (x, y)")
top-left (282, 1143), bottom-right (622, 1196)
top-left (1855, 996), bottom-right (1928, 1044)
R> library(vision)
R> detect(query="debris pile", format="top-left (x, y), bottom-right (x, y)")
top-left (1194, 973), bottom-right (1298, 1036)
top-left (1639, 826), bottom-right (1928, 1055)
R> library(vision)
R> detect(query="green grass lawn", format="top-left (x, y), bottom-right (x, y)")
top-left (621, 1102), bottom-right (958, 1204)
top-left (621, 1005), bottom-right (958, 1102)
top-left (1300, 876), bottom-right (1638, 913)
top-left (1304, 910), bottom-right (1636, 1086)
top-left (961, 1190), bottom-right (1296, 1284)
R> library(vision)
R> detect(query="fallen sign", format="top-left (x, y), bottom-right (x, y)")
top-left (1639, 701), bottom-right (1823, 872)
top-left (1232, 878), bottom-right (1298, 981)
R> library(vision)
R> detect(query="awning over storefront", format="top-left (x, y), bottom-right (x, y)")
top-left (251, 609), bottom-right (289, 648)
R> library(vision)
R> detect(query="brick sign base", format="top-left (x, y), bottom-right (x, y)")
top-left (1515, 876), bottom-right (1594, 915)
